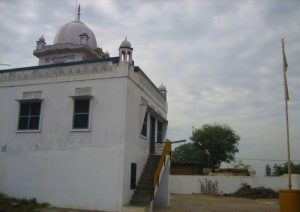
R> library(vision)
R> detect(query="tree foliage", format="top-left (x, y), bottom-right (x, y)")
top-left (265, 164), bottom-right (271, 176)
top-left (172, 143), bottom-right (207, 162)
top-left (233, 160), bottom-right (256, 176)
top-left (191, 124), bottom-right (240, 172)
top-left (272, 162), bottom-right (300, 176)
top-left (233, 160), bottom-right (249, 169)
top-left (172, 123), bottom-right (239, 172)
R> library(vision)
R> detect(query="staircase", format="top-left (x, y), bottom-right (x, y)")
top-left (130, 155), bottom-right (161, 206)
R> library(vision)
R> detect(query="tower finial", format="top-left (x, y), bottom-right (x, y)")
top-left (77, 4), bottom-right (80, 21)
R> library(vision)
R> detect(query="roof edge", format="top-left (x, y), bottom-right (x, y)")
top-left (0, 57), bottom-right (119, 74)
top-left (134, 66), bottom-right (166, 100)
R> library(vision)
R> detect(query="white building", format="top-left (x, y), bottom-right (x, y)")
top-left (0, 7), bottom-right (170, 211)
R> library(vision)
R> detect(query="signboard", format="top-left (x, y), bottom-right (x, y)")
top-left (45, 55), bottom-right (75, 64)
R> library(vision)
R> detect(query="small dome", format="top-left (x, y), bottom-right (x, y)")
top-left (104, 50), bottom-right (110, 57)
top-left (38, 35), bottom-right (45, 42)
top-left (54, 21), bottom-right (97, 49)
top-left (159, 83), bottom-right (166, 91)
top-left (120, 37), bottom-right (131, 48)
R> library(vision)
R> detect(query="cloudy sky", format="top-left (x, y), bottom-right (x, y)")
top-left (0, 0), bottom-right (299, 176)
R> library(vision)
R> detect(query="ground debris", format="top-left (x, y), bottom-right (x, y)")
top-left (224, 183), bottom-right (279, 199)
top-left (0, 193), bottom-right (50, 212)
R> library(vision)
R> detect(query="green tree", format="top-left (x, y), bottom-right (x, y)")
top-left (272, 162), bottom-right (300, 176)
top-left (172, 143), bottom-right (207, 162)
top-left (233, 160), bottom-right (256, 176)
top-left (233, 160), bottom-right (249, 169)
top-left (191, 124), bottom-right (240, 172)
top-left (265, 164), bottom-right (271, 176)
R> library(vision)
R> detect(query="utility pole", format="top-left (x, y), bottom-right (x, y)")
top-left (281, 38), bottom-right (292, 189)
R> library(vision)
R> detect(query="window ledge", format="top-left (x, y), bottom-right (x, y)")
top-left (70, 128), bottom-right (91, 132)
top-left (139, 134), bottom-right (147, 140)
top-left (16, 130), bottom-right (41, 133)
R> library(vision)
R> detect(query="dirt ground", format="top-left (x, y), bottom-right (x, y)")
top-left (154, 194), bottom-right (279, 212)
top-left (0, 193), bottom-right (279, 212)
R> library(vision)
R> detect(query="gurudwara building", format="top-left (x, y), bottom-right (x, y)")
top-left (0, 7), bottom-right (170, 211)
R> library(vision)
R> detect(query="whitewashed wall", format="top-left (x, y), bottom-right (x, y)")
top-left (122, 62), bottom-right (168, 204)
top-left (38, 51), bottom-right (88, 65)
top-left (0, 62), bottom-right (128, 211)
top-left (122, 68), bottom-right (149, 204)
top-left (154, 156), bottom-right (170, 207)
top-left (170, 175), bottom-right (300, 195)
top-left (0, 60), bottom-right (168, 211)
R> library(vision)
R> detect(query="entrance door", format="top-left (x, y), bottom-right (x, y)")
top-left (149, 115), bottom-right (156, 154)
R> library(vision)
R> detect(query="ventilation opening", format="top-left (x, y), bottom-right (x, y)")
top-left (130, 163), bottom-right (137, 189)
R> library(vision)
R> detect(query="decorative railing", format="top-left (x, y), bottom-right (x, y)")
top-left (153, 139), bottom-right (172, 197)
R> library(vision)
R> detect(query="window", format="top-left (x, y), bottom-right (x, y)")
top-left (130, 163), bottom-right (137, 189)
top-left (73, 99), bottom-right (90, 129)
top-left (157, 121), bottom-right (163, 143)
top-left (18, 102), bottom-right (41, 130)
top-left (141, 113), bottom-right (147, 137)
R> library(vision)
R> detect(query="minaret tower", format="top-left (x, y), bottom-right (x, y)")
top-left (159, 83), bottom-right (167, 98)
top-left (36, 35), bottom-right (46, 50)
top-left (119, 37), bottom-right (133, 64)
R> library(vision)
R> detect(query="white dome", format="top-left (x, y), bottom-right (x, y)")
top-left (159, 83), bottom-right (166, 91)
top-left (38, 35), bottom-right (45, 42)
top-left (54, 21), bottom-right (97, 49)
top-left (120, 37), bottom-right (131, 48)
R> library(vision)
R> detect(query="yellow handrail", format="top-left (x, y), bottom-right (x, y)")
top-left (153, 139), bottom-right (172, 194)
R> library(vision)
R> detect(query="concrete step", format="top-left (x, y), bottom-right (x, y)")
top-left (132, 195), bottom-right (152, 201)
top-left (139, 178), bottom-right (154, 183)
top-left (130, 201), bottom-right (150, 207)
top-left (134, 191), bottom-right (152, 197)
top-left (131, 198), bottom-right (152, 204)
top-left (136, 185), bottom-right (153, 190)
top-left (123, 205), bottom-right (150, 212)
top-left (130, 154), bottom-right (163, 206)
top-left (137, 183), bottom-right (152, 188)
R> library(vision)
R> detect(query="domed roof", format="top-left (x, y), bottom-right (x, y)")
top-left (38, 35), bottom-right (45, 42)
top-left (54, 21), bottom-right (97, 49)
top-left (120, 37), bottom-right (132, 48)
top-left (159, 83), bottom-right (167, 91)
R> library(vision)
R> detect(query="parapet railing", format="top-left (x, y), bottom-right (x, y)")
top-left (153, 139), bottom-right (172, 198)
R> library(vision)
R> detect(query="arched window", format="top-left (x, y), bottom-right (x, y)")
top-left (122, 51), bottom-right (126, 61)
top-left (127, 52), bottom-right (131, 62)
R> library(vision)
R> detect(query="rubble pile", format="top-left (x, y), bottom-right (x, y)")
top-left (226, 183), bottom-right (279, 199)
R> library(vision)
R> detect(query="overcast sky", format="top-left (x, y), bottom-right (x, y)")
top-left (0, 0), bottom-right (299, 176)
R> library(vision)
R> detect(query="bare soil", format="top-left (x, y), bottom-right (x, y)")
top-left (0, 193), bottom-right (279, 212)
top-left (154, 193), bottom-right (279, 212)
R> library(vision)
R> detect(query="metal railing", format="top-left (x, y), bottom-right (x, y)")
top-left (153, 139), bottom-right (171, 198)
